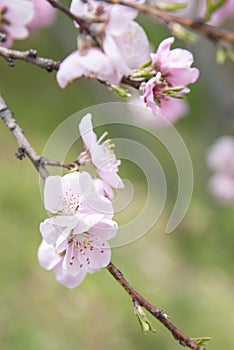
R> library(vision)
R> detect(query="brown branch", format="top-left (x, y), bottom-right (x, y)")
top-left (107, 262), bottom-right (205, 350)
top-left (0, 95), bottom-right (49, 181)
top-left (1, 95), bottom-right (207, 349)
top-left (0, 47), bottom-right (60, 72)
top-left (41, 158), bottom-right (79, 170)
top-left (102, 0), bottom-right (234, 44)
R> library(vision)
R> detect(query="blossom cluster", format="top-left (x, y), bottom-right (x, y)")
top-left (38, 114), bottom-right (124, 288)
top-left (0, 0), bottom-right (56, 47)
top-left (207, 136), bottom-right (234, 204)
top-left (56, 0), bottom-right (199, 123)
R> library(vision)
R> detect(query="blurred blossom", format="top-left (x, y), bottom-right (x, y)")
top-left (57, 0), bottom-right (150, 86)
top-left (28, 0), bottom-right (56, 30)
top-left (38, 171), bottom-right (118, 288)
top-left (0, 0), bottom-right (34, 47)
top-left (207, 136), bottom-right (234, 204)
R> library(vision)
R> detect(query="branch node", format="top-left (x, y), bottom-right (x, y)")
top-left (28, 49), bottom-right (38, 58)
top-left (15, 147), bottom-right (26, 160)
top-left (0, 32), bottom-right (7, 42)
top-left (7, 58), bottom-right (14, 67)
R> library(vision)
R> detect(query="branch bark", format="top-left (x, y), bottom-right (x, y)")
top-left (0, 47), bottom-right (60, 72)
top-left (107, 262), bottom-right (205, 350)
top-left (0, 97), bottom-right (206, 349)
top-left (0, 95), bottom-right (49, 180)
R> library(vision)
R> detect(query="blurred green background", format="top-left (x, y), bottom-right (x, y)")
top-left (1, 7), bottom-right (234, 350)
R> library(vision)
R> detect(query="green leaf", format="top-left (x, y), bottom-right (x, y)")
top-left (216, 47), bottom-right (226, 64)
top-left (191, 336), bottom-right (211, 347)
top-left (205, 0), bottom-right (227, 21)
top-left (111, 85), bottom-right (131, 99)
top-left (170, 23), bottom-right (198, 43)
top-left (156, 2), bottom-right (188, 11)
top-left (134, 305), bottom-right (156, 334)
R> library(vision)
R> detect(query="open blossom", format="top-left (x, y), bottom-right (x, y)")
top-left (28, 0), bottom-right (56, 30)
top-left (79, 113), bottom-right (124, 196)
top-left (207, 136), bottom-right (234, 204)
top-left (0, 0), bottom-right (34, 47)
top-left (38, 171), bottom-right (118, 288)
top-left (140, 37), bottom-right (199, 122)
top-left (57, 0), bottom-right (150, 87)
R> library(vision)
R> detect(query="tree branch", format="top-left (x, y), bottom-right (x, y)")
top-left (102, 0), bottom-right (234, 44)
top-left (0, 47), bottom-right (60, 72)
top-left (0, 95), bottom-right (49, 181)
top-left (107, 262), bottom-right (205, 350)
top-left (1, 96), bottom-right (206, 349)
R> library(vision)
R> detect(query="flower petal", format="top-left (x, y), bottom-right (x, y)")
top-left (79, 113), bottom-right (97, 151)
top-left (54, 261), bottom-right (87, 289)
top-left (38, 240), bottom-right (61, 270)
top-left (44, 175), bottom-right (65, 214)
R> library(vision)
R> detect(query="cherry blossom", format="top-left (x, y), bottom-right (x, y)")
top-left (38, 171), bottom-right (118, 288)
top-left (57, 0), bottom-right (150, 87)
top-left (207, 136), bottom-right (234, 204)
top-left (57, 48), bottom-right (120, 88)
top-left (79, 113), bottom-right (124, 192)
top-left (0, 0), bottom-right (34, 47)
top-left (139, 37), bottom-right (199, 121)
top-left (28, 0), bottom-right (56, 30)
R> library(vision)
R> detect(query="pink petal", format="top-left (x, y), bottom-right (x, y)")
top-left (112, 21), bottom-right (150, 69)
top-left (54, 261), bottom-right (87, 288)
top-left (95, 179), bottom-right (115, 201)
top-left (63, 242), bottom-right (81, 276)
top-left (107, 4), bottom-right (138, 35)
top-left (79, 113), bottom-right (97, 151)
top-left (40, 218), bottom-right (62, 245)
top-left (56, 51), bottom-right (85, 88)
top-left (208, 173), bottom-right (234, 203)
top-left (38, 240), bottom-right (61, 270)
top-left (44, 176), bottom-right (65, 214)
top-left (79, 237), bottom-right (111, 270)
top-left (5, 0), bottom-right (34, 25)
top-left (28, 0), bottom-right (56, 29)
top-left (89, 218), bottom-right (118, 240)
top-left (73, 213), bottom-right (104, 234)
top-left (159, 96), bottom-right (189, 122)
top-left (98, 169), bottom-right (124, 189)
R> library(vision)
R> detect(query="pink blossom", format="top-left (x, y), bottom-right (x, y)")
top-left (57, 0), bottom-right (150, 87)
top-left (142, 72), bottom-right (189, 122)
top-left (151, 37), bottom-right (199, 87)
top-left (28, 0), bottom-right (56, 30)
top-left (140, 37), bottom-right (199, 122)
top-left (0, 0), bottom-right (34, 47)
top-left (38, 171), bottom-right (118, 288)
top-left (207, 136), bottom-right (234, 204)
top-left (208, 173), bottom-right (234, 204)
top-left (57, 48), bottom-right (120, 88)
top-left (207, 136), bottom-right (234, 174)
top-left (79, 113), bottom-right (124, 192)
top-left (103, 4), bottom-right (150, 77)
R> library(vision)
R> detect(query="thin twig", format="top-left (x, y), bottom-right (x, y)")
top-left (0, 95), bottom-right (49, 181)
top-left (107, 262), bottom-right (205, 350)
top-left (1, 96), bottom-right (206, 349)
top-left (46, 0), bottom-right (96, 32)
top-left (41, 158), bottom-right (79, 170)
top-left (0, 47), bottom-right (60, 72)
top-left (102, 0), bottom-right (234, 44)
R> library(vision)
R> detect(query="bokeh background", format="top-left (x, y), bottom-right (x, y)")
top-left (1, 4), bottom-right (234, 350)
